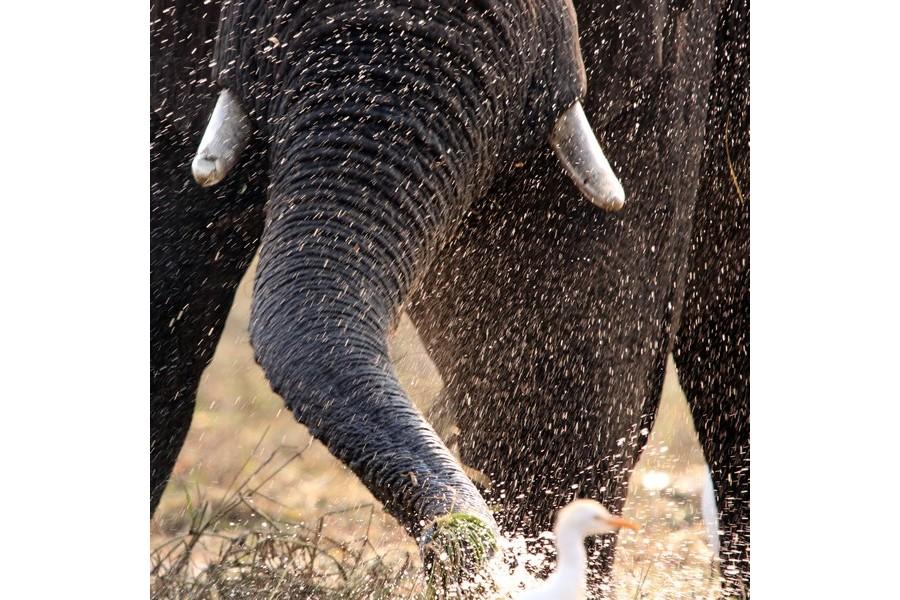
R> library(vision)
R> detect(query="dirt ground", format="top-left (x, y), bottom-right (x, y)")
top-left (152, 266), bottom-right (722, 599)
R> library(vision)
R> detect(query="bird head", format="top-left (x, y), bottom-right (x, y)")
top-left (554, 499), bottom-right (640, 539)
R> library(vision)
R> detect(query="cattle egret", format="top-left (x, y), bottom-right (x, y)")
top-left (518, 499), bottom-right (640, 600)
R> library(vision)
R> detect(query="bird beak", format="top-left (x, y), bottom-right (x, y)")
top-left (607, 516), bottom-right (641, 531)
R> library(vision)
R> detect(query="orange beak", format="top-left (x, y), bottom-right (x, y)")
top-left (607, 515), bottom-right (641, 531)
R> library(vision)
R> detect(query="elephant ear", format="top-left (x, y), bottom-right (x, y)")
top-left (547, 0), bottom-right (626, 211)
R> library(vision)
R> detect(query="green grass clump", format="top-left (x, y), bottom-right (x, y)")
top-left (423, 513), bottom-right (499, 599)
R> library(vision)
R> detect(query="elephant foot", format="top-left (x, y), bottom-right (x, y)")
top-left (421, 513), bottom-right (502, 599)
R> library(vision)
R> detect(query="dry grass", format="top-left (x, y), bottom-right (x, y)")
top-left (151, 267), bottom-right (723, 599)
top-left (151, 442), bottom-right (422, 599)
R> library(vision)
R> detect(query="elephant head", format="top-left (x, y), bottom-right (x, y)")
top-left (193, 1), bottom-right (625, 210)
top-left (190, 0), bottom-right (624, 583)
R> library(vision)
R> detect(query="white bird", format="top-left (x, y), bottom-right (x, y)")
top-left (518, 499), bottom-right (640, 600)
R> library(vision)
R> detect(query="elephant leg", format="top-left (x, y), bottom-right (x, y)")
top-left (409, 5), bottom-right (721, 588)
top-left (673, 210), bottom-right (749, 597)
top-left (408, 145), bottom-right (690, 584)
top-left (673, 0), bottom-right (750, 594)
top-left (409, 75), bottom-right (713, 586)
top-left (674, 345), bottom-right (748, 599)
top-left (409, 190), bottom-right (667, 582)
top-left (150, 1), bottom-right (270, 515)
top-left (150, 110), bottom-right (266, 514)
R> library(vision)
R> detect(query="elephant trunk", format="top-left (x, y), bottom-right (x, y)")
top-left (249, 90), bottom-right (494, 537)
top-left (201, 0), bottom-right (621, 547)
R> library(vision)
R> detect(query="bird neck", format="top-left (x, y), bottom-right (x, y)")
top-left (554, 527), bottom-right (588, 590)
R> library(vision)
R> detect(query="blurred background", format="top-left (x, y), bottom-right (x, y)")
top-left (152, 262), bottom-right (722, 599)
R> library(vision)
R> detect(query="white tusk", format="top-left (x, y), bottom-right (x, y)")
top-left (549, 101), bottom-right (625, 211)
top-left (191, 89), bottom-right (251, 187)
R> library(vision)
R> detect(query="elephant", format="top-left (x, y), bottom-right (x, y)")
top-left (151, 0), bottom-right (749, 595)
